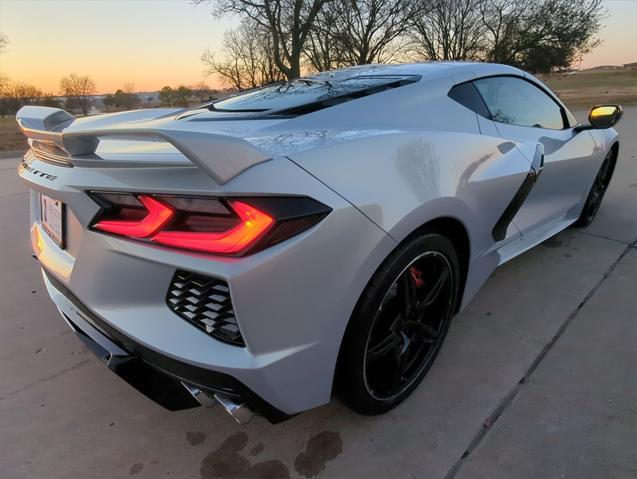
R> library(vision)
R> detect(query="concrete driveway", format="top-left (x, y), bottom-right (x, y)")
top-left (1, 109), bottom-right (635, 479)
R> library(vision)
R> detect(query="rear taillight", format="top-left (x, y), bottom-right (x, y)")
top-left (89, 192), bottom-right (331, 256)
top-left (93, 195), bottom-right (174, 237)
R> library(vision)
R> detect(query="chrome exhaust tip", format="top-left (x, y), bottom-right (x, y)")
top-left (182, 383), bottom-right (254, 424)
top-left (214, 393), bottom-right (254, 425)
top-left (182, 383), bottom-right (217, 408)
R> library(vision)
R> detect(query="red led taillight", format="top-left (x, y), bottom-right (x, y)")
top-left (152, 201), bottom-right (274, 254)
top-left (89, 192), bottom-right (330, 256)
top-left (93, 195), bottom-right (174, 237)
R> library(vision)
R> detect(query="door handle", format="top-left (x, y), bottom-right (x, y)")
top-left (531, 144), bottom-right (544, 175)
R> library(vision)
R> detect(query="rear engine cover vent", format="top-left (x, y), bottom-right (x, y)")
top-left (167, 270), bottom-right (244, 346)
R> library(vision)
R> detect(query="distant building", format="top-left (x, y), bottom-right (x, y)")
top-left (137, 91), bottom-right (161, 106)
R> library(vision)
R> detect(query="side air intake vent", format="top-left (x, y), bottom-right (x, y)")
top-left (167, 270), bottom-right (244, 346)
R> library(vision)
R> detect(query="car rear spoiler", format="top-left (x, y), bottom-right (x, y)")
top-left (16, 106), bottom-right (270, 184)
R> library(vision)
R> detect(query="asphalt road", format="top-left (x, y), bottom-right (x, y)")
top-left (1, 109), bottom-right (635, 479)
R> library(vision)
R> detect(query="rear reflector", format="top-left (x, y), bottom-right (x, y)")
top-left (89, 192), bottom-right (331, 256)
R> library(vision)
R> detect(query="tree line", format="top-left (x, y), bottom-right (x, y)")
top-left (0, 0), bottom-right (605, 115)
top-left (198, 0), bottom-right (604, 90)
top-left (0, 74), bottom-right (218, 117)
top-left (157, 83), bottom-right (218, 107)
top-left (0, 73), bottom-right (97, 117)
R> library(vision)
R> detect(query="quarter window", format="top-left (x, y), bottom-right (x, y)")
top-left (448, 82), bottom-right (491, 118)
top-left (474, 76), bottom-right (565, 130)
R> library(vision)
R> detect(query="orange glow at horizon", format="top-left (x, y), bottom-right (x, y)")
top-left (1, 0), bottom-right (636, 95)
top-left (1, 0), bottom-right (234, 93)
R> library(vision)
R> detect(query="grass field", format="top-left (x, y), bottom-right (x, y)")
top-left (0, 117), bottom-right (27, 152)
top-left (1, 69), bottom-right (635, 151)
top-left (542, 69), bottom-right (637, 108)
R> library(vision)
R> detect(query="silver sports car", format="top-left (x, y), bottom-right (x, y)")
top-left (17, 62), bottom-right (621, 423)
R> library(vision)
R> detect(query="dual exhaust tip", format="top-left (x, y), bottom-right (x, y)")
top-left (57, 299), bottom-right (255, 425)
top-left (183, 383), bottom-right (254, 425)
top-left (213, 393), bottom-right (255, 425)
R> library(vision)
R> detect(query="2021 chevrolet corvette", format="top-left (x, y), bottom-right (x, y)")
top-left (17, 62), bottom-right (621, 423)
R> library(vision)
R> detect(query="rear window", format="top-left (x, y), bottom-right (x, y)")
top-left (211, 75), bottom-right (419, 114)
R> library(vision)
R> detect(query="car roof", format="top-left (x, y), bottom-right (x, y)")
top-left (308, 62), bottom-right (526, 82)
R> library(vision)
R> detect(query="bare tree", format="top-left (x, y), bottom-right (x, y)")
top-left (329, 0), bottom-right (417, 66)
top-left (0, 74), bottom-right (9, 94)
top-left (3, 82), bottom-right (42, 103)
top-left (196, 0), bottom-right (604, 79)
top-left (0, 33), bottom-right (8, 103)
top-left (408, 0), bottom-right (603, 72)
top-left (0, 32), bottom-right (8, 53)
top-left (202, 49), bottom-right (241, 90)
top-left (259, 26), bottom-right (287, 83)
top-left (195, 0), bottom-right (330, 80)
top-left (409, 0), bottom-right (485, 61)
top-left (479, 0), bottom-right (540, 64)
top-left (202, 20), bottom-right (284, 90)
top-left (304, 5), bottom-right (348, 71)
top-left (0, 81), bottom-right (43, 116)
top-left (479, 0), bottom-right (604, 72)
top-left (202, 23), bottom-right (259, 90)
top-left (191, 81), bottom-right (216, 102)
top-left (59, 73), bottom-right (96, 115)
top-left (38, 93), bottom-right (62, 109)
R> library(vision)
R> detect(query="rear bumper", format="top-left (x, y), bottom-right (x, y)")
top-left (21, 154), bottom-right (397, 415)
top-left (42, 268), bottom-right (290, 423)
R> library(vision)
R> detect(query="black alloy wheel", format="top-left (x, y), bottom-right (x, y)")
top-left (336, 233), bottom-right (460, 415)
top-left (575, 148), bottom-right (617, 227)
top-left (363, 251), bottom-right (455, 400)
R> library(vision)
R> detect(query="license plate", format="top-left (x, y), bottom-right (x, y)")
top-left (40, 194), bottom-right (65, 249)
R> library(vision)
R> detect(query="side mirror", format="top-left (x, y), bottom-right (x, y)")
top-left (575, 105), bottom-right (623, 132)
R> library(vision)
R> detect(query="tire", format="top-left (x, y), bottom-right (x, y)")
top-left (574, 148), bottom-right (617, 227)
top-left (336, 233), bottom-right (460, 415)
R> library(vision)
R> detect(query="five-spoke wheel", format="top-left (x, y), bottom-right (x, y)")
top-left (337, 233), bottom-right (460, 414)
top-left (364, 252), bottom-right (454, 400)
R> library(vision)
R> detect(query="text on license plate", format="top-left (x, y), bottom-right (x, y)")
top-left (40, 194), bottom-right (65, 248)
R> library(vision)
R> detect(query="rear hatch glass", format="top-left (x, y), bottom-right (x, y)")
top-left (209, 75), bottom-right (420, 115)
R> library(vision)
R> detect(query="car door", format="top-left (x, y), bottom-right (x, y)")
top-left (473, 75), bottom-right (599, 237)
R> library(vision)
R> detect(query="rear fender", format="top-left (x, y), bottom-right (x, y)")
top-left (289, 131), bottom-right (539, 308)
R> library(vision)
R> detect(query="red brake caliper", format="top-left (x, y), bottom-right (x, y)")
top-left (410, 266), bottom-right (425, 288)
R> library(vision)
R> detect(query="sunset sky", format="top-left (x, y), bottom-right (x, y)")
top-left (1, 0), bottom-right (636, 94)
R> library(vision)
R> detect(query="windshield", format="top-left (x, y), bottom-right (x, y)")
top-left (212, 75), bottom-right (419, 113)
